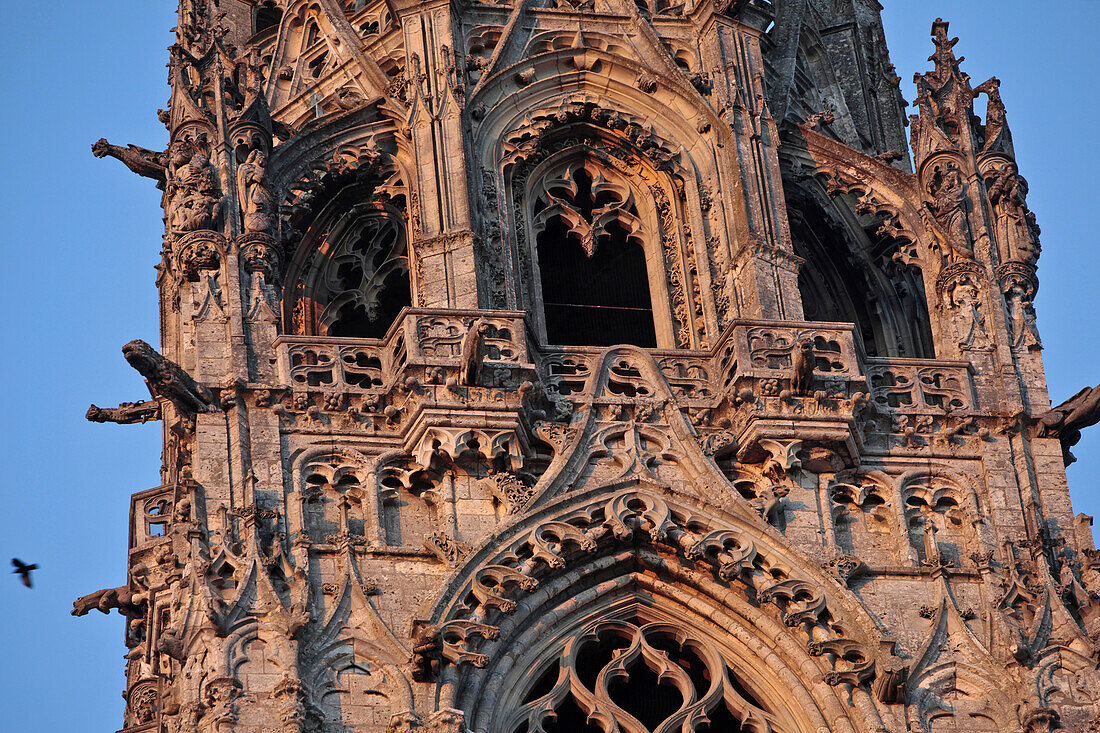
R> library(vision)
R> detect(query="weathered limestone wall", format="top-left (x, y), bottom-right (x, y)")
top-left (78, 2), bottom-right (1100, 732)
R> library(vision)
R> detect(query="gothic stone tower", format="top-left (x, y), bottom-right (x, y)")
top-left (80, 1), bottom-right (1100, 732)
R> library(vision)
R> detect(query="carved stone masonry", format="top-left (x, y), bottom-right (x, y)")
top-left (81, 5), bottom-right (1100, 733)
top-left (937, 262), bottom-right (992, 351)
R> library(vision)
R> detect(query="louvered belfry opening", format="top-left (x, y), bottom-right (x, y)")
top-left (534, 165), bottom-right (657, 348)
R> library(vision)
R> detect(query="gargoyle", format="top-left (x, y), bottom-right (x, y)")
top-left (804, 110), bottom-right (835, 129)
top-left (521, 380), bottom-right (574, 424)
top-left (122, 339), bottom-right (219, 417)
top-left (411, 624), bottom-right (442, 681)
top-left (1033, 384), bottom-right (1100, 462)
top-left (85, 400), bottom-right (161, 424)
top-left (874, 150), bottom-right (905, 164)
top-left (91, 138), bottom-right (168, 185)
top-left (72, 586), bottom-right (147, 617)
top-left (460, 319), bottom-right (491, 387)
top-left (791, 339), bottom-right (815, 396)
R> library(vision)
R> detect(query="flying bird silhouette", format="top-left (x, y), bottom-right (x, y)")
top-left (12, 558), bottom-right (38, 588)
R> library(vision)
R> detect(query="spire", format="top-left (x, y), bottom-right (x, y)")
top-left (910, 18), bottom-right (979, 161)
top-left (911, 18), bottom-right (1015, 165)
top-left (910, 18), bottom-right (1039, 271)
top-left (928, 18), bottom-right (964, 82)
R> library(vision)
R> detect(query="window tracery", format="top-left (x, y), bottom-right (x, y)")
top-left (504, 619), bottom-right (779, 733)
top-left (301, 461), bottom-right (369, 541)
top-left (289, 202), bottom-right (411, 338)
top-left (829, 478), bottom-right (898, 565)
top-left (529, 160), bottom-right (657, 348)
top-left (501, 98), bottom-right (709, 349)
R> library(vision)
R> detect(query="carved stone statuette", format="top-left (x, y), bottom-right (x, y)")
top-left (236, 149), bottom-right (274, 234)
top-left (791, 339), bottom-right (815, 396)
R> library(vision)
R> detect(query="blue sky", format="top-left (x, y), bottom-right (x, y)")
top-left (0, 2), bottom-right (1096, 730)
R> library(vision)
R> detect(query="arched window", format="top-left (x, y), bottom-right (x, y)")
top-left (505, 618), bottom-right (778, 733)
top-left (531, 162), bottom-right (657, 348)
top-left (253, 1), bottom-right (282, 36)
top-left (787, 186), bottom-right (934, 358)
top-left (302, 465), bottom-right (367, 540)
top-left (287, 200), bottom-right (411, 338)
top-left (320, 213), bottom-right (409, 337)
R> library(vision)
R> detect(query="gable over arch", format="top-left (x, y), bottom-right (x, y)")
top-left (468, 36), bottom-right (738, 347)
top-left (422, 484), bottom-right (897, 733)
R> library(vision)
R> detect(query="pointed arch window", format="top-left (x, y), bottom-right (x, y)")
top-left (531, 163), bottom-right (657, 348)
top-left (787, 186), bottom-right (935, 359)
top-left (505, 619), bottom-right (779, 733)
top-left (253, 1), bottom-right (283, 36)
top-left (289, 203), bottom-right (412, 338)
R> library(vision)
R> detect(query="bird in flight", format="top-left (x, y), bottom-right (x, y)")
top-left (12, 558), bottom-right (38, 588)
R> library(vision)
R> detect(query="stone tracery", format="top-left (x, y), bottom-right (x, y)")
top-left (80, 3), bottom-right (1100, 732)
top-left (505, 619), bottom-right (780, 733)
top-left (285, 191), bottom-right (411, 337)
top-left (530, 159), bottom-right (656, 347)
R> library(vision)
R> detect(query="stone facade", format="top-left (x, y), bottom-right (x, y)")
top-left (79, 1), bottom-right (1100, 732)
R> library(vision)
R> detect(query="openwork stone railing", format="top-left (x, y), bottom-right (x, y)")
top-left (713, 319), bottom-right (862, 394)
top-left (712, 321), bottom-right (977, 410)
top-left (130, 484), bottom-right (176, 549)
top-left (865, 358), bottom-right (974, 412)
top-left (275, 308), bottom-right (531, 391)
top-left (275, 312), bottom-right (979, 414)
top-left (281, 338), bottom-right (392, 390)
top-left (536, 346), bottom-right (719, 412)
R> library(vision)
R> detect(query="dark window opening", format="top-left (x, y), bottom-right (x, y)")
top-left (512, 619), bottom-right (767, 733)
top-left (254, 3), bottom-right (282, 35)
top-left (306, 22), bottom-right (321, 47)
top-left (295, 207), bottom-right (410, 339)
top-left (789, 192), bottom-right (934, 359)
top-left (326, 265), bottom-right (410, 338)
top-left (308, 51), bottom-right (329, 79)
top-left (521, 663), bottom-right (560, 704)
top-left (536, 168), bottom-right (657, 348)
top-left (538, 696), bottom-right (602, 733)
top-left (608, 660), bottom-right (684, 729)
